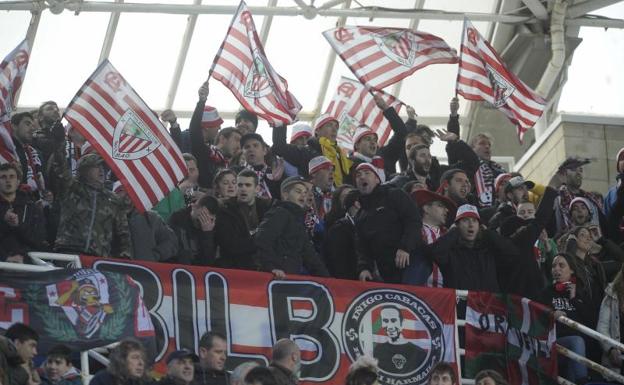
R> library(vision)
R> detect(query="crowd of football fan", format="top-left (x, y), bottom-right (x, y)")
top-left (2, 81), bottom-right (624, 384)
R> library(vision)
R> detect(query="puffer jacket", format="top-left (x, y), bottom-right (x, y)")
top-left (254, 201), bottom-right (329, 276)
top-left (597, 282), bottom-right (623, 374)
top-left (355, 184), bottom-right (421, 284)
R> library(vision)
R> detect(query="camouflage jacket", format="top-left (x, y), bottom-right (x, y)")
top-left (50, 147), bottom-right (131, 258)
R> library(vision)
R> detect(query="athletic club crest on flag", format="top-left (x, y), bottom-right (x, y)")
top-left (372, 30), bottom-right (416, 67)
top-left (64, 60), bottom-right (187, 213)
top-left (244, 53), bottom-right (273, 98)
top-left (46, 270), bottom-right (113, 338)
top-left (112, 109), bottom-right (161, 160)
top-left (485, 63), bottom-right (516, 108)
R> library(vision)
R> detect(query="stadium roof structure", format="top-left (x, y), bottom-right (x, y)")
top-left (1, 0), bottom-right (623, 158)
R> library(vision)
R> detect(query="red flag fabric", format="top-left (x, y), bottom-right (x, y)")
top-left (323, 27), bottom-right (458, 90)
top-left (64, 60), bottom-right (187, 213)
top-left (456, 19), bottom-right (546, 142)
top-left (0, 39), bottom-right (30, 164)
top-left (210, 0), bottom-right (302, 126)
top-left (326, 77), bottom-right (403, 151)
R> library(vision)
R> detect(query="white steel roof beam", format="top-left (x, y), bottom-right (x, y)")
top-left (259, 0), bottom-right (278, 45)
top-left (312, 0), bottom-right (351, 116)
top-left (165, 0), bottom-right (203, 109)
top-left (99, 0), bottom-right (123, 63)
top-left (390, 0), bottom-right (426, 99)
top-left (521, 0), bottom-right (549, 20)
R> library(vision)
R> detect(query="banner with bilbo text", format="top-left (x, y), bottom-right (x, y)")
top-left (80, 256), bottom-right (457, 385)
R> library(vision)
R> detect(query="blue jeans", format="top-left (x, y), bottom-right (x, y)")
top-left (558, 335), bottom-right (588, 382)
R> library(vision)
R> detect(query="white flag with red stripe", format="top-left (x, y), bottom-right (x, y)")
top-left (64, 60), bottom-right (187, 213)
top-left (210, 0), bottom-right (302, 126)
top-left (323, 26), bottom-right (458, 90)
top-left (456, 19), bottom-right (546, 142)
top-left (326, 77), bottom-right (403, 151)
top-left (0, 39), bottom-right (30, 164)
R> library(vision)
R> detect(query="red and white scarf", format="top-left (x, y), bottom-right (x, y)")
top-left (422, 223), bottom-right (446, 288)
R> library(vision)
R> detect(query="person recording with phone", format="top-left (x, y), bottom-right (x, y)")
top-left (541, 253), bottom-right (591, 383)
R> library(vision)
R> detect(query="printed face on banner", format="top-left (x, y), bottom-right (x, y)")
top-left (372, 30), bottom-right (417, 67)
top-left (112, 109), bottom-right (161, 160)
top-left (343, 289), bottom-right (445, 385)
top-left (46, 270), bottom-right (113, 338)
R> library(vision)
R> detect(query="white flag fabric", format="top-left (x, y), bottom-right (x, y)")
top-left (456, 19), bottom-right (546, 142)
top-left (326, 77), bottom-right (403, 150)
top-left (323, 26), bottom-right (458, 90)
top-left (0, 39), bottom-right (30, 164)
top-left (64, 60), bottom-right (187, 212)
top-left (210, 0), bottom-right (302, 126)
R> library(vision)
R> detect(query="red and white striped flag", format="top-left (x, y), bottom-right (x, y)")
top-left (456, 19), bottom-right (546, 142)
top-left (64, 60), bottom-right (187, 213)
top-left (210, 0), bottom-right (302, 126)
top-left (323, 27), bottom-right (458, 90)
top-left (0, 39), bottom-right (30, 164)
top-left (326, 77), bottom-right (403, 150)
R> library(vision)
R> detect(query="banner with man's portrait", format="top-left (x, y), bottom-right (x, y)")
top-left (79, 256), bottom-right (458, 385)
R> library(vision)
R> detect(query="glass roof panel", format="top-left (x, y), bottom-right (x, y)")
top-left (173, 13), bottom-right (267, 112)
top-left (109, 13), bottom-right (188, 109)
top-left (18, 12), bottom-right (109, 109)
top-left (0, 11), bottom-right (31, 56)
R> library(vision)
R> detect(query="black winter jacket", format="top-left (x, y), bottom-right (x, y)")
top-left (169, 207), bottom-right (216, 266)
top-left (427, 228), bottom-right (519, 292)
top-left (190, 367), bottom-right (229, 385)
top-left (501, 187), bottom-right (558, 299)
top-left (0, 191), bottom-right (47, 254)
top-left (213, 197), bottom-right (272, 270)
top-left (355, 184), bottom-right (421, 283)
top-left (254, 201), bottom-right (329, 276)
top-left (322, 216), bottom-right (358, 280)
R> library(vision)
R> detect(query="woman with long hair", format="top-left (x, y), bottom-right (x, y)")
top-left (541, 253), bottom-right (591, 383)
top-left (213, 169), bottom-right (238, 200)
top-left (89, 339), bottom-right (151, 385)
top-left (562, 225), bottom-right (624, 325)
top-left (597, 265), bottom-right (624, 376)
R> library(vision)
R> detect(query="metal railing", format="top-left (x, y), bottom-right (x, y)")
top-left (0, 253), bottom-right (622, 385)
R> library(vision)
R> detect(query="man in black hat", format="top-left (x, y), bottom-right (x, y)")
top-left (552, 157), bottom-right (605, 234)
top-left (159, 349), bottom-right (199, 385)
top-left (254, 176), bottom-right (329, 279)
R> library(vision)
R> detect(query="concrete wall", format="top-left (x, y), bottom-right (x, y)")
top-left (515, 114), bottom-right (624, 195)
